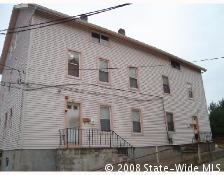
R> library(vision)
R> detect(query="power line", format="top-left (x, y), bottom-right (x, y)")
top-left (0, 3), bottom-right (131, 35)
top-left (25, 82), bottom-right (161, 103)
top-left (0, 63), bottom-right (24, 73)
top-left (0, 80), bottom-right (162, 103)
top-left (192, 57), bottom-right (224, 62)
top-left (21, 81), bottom-right (162, 100)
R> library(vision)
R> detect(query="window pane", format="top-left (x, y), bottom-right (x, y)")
top-left (100, 106), bottom-right (110, 119)
top-left (162, 76), bottom-right (169, 85)
top-left (92, 32), bottom-right (100, 42)
top-left (171, 60), bottom-right (181, 70)
top-left (163, 85), bottom-right (170, 94)
top-left (166, 113), bottom-right (174, 131)
top-left (130, 78), bottom-right (138, 88)
top-left (100, 119), bottom-right (110, 131)
top-left (133, 121), bottom-right (141, 132)
top-left (129, 67), bottom-right (137, 78)
top-left (99, 71), bottom-right (109, 82)
top-left (99, 60), bottom-right (108, 72)
top-left (132, 109), bottom-right (140, 121)
top-left (101, 35), bottom-right (109, 41)
top-left (68, 63), bottom-right (79, 77)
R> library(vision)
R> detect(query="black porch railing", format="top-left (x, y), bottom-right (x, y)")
top-left (59, 128), bottom-right (132, 148)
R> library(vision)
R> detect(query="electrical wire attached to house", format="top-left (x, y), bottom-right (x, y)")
top-left (0, 3), bottom-right (132, 35)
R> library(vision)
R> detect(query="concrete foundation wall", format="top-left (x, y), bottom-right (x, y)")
top-left (1, 149), bottom-right (56, 171)
top-left (56, 148), bottom-right (131, 171)
top-left (0, 142), bottom-right (220, 171)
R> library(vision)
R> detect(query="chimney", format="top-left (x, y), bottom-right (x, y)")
top-left (118, 28), bottom-right (125, 36)
top-left (80, 14), bottom-right (88, 22)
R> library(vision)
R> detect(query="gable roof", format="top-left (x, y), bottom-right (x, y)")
top-left (0, 3), bottom-right (207, 74)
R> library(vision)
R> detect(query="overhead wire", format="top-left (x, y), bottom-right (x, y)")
top-left (192, 57), bottom-right (224, 62)
top-left (0, 3), bottom-right (132, 35)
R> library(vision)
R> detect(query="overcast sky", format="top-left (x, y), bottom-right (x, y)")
top-left (0, 1), bottom-right (224, 106)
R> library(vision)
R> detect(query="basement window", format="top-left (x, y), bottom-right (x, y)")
top-left (171, 60), bottom-right (181, 70)
top-left (91, 32), bottom-right (109, 45)
top-left (68, 50), bottom-right (80, 77)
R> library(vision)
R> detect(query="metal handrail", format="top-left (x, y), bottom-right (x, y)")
top-left (59, 128), bottom-right (133, 148)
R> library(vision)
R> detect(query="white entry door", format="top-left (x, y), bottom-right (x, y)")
top-left (66, 102), bottom-right (80, 144)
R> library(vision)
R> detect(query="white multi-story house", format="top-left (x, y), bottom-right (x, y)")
top-left (0, 4), bottom-right (211, 170)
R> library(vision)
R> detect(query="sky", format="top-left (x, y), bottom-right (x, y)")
top-left (0, 0), bottom-right (224, 106)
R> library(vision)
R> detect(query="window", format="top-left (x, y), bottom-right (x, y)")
top-left (166, 112), bottom-right (174, 132)
top-left (132, 109), bottom-right (141, 133)
top-left (162, 76), bottom-right (170, 94)
top-left (4, 113), bottom-right (8, 129)
top-left (91, 32), bottom-right (109, 45)
top-left (129, 67), bottom-right (138, 89)
top-left (9, 108), bottom-right (12, 128)
top-left (187, 83), bottom-right (193, 98)
top-left (100, 105), bottom-right (111, 131)
top-left (99, 59), bottom-right (109, 83)
top-left (171, 60), bottom-right (181, 70)
top-left (68, 50), bottom-right (80, 77)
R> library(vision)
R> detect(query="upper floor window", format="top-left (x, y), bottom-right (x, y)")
top-left (171, 60), bottom-right (181, 70)
top-left (99, 59), bottom-right (109, 83)
top-left (68, 50), bottom-right (80, 77)
top-left (187, 83), bottom-right (193, 98)
top-left (132, 109), bottom-right (141, 133)
top-left (129, 67), bottom-right (138, 89)
top-left (100, 105), bottom-right (111, 131)
top-left (162, 75), bottom-right (170, 94)
top-left (166, 112), bottom-right (174, 132)
top-left (91, 32), bottom-right (109, 45)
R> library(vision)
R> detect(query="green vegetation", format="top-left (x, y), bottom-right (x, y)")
top-left (209, 99), bottom-right (224, 138)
